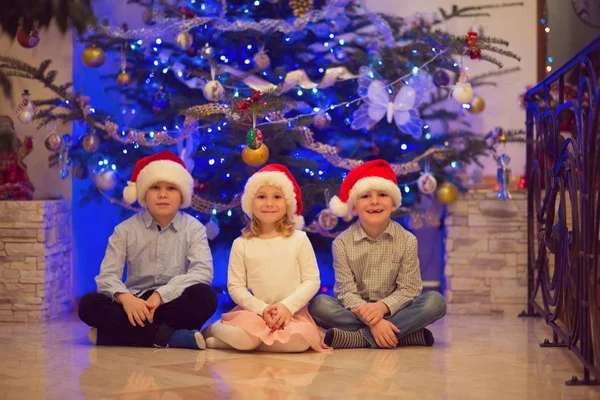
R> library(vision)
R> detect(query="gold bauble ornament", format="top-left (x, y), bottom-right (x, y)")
top-left (469, 96), bottom-right (486, 114)
top-left (290, 0), bottom-right (313, 17)
top-left (343, 213), bottom-right (354, 222)
top-left (203, 80), bottom-right (225, 102)
top-left (201, 45), bottom-right (215, 60)
top-left (241, 144), bottom-right (269, 167)
top-left (44, 133), bottom-right (63, 152)
top-left (318, 209), bottom-right (338, 231)
top-left (435, 182), bottom-right (459, 204)
top-left (117, 71), bottom-right (131, 86)
top-left (253, 51), bottom-right (271, 70)
top-left (313, 112), bottom-right (331, 129)
top-left (73, 163), bottom-right (88, 179)
top-left (94, 170), bottom-right (117, 191)
top-left (82, 132), bottom-right (100, 153)
top-left (176, 31), bottom-right (194, 51)
top-left (83, 45), bottom-right (106, 68)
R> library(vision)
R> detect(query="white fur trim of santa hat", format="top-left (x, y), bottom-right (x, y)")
top-left (241, 170), bottom-right (300, 224)
top-left (123, 182), bottom-right (138, 204)
top-left (293, 215), bottom-right (305, 230)
top-left (126, 160), bottom-right (193, 208)
top-left (328, 195), bottom-right (350, 217)
top-left (329, 176), bottom-right (402, 216)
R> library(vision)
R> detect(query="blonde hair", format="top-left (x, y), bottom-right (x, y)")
top-left (241, 214), bottom-right (295, 239)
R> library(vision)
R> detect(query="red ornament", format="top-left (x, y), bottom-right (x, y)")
top-left (464, 31), bottom-right (481, 60)
top-left (194, 179), bottom-right (207, 193)
top-left (186, 47), bottom-right (197, 57)
top-left (466, 31), bottom-right (477, 46)
top-left (180, 8), bottom-right (195, 17)
top-left (251, 90), bottom-right (262, 102)
top-left (237, 100), bottom-right (250, 111)
top-left (369, 144), bottom-right (380, 156)
top-left (237, 91), bottom-right (262, 110)
top-left (236, 91), bottom-right (263, 123)
top-left (16, 25), bottom-right (40, 49)
top-left (469, 47), bottom-right (481, 60)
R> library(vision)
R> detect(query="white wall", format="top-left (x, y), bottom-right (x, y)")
top-left (0, 28), bottom-right (73, 200)
top-left (365, 0), bottom-right (537, 179)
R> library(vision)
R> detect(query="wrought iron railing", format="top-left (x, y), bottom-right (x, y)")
top-left (522, 34), bottom-right (600, 386)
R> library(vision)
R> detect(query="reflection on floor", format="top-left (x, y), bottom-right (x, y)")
top-left (1, 313), bottom-right (599, 399)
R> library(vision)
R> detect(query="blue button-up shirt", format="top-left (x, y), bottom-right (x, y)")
top-left (95, 211), bottom-right (214, 303)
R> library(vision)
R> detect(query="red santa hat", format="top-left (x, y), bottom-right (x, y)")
top-left (329, 159), bottom-right (401, 216)
top-left (241, 164), bottom-right (305, 230)
top-left (123, 150), bottom-right (193, 208)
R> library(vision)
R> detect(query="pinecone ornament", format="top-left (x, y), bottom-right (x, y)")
top-left (290, 0), bottom-right (313, 17)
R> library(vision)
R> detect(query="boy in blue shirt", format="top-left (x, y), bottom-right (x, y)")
top-left (78, 150), bottom-right (216, 350)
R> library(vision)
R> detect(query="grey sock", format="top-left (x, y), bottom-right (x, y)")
top-left (397, 328), bottom-right (434, 347)
top-left (324, 328), bottom-right (368, 349)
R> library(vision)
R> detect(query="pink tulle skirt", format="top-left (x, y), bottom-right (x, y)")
top-left (221, 306), bottom-right (331, 352)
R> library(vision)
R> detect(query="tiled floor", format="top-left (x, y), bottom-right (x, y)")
top-left (1, 313), bottom-right (599, 399)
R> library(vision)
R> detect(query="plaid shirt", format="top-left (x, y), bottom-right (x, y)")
top-left (332, 220), bottom-right (422, 315)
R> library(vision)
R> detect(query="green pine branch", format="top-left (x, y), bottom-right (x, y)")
top-left (469, 66), bottom-right (521, 84)
top-left (0, 56), bottom-right (98, 128)
top-left (0, 1), bottom-right (96, 97)
top-left (0, 1), bottom-right (96, 38)
top-left (436, 3), bottom-right (524, 22)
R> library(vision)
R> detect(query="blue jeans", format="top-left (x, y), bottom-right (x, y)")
top-left (308, 291), bottom-right (447, 348)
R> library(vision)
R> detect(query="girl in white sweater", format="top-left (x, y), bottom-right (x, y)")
top-left (203, 164), bottom-right (329, 352)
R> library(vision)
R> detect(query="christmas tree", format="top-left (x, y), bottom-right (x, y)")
top-left (1, 0), bottom-right (522, 240)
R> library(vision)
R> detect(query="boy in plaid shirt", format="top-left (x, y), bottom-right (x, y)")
top-left (309, 160), bottom-right (446, 349)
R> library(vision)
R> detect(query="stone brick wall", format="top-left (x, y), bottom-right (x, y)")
top-left (0, 200), bottom-right (73, 322)
top-left (444, 190), bottom-right (527, 315)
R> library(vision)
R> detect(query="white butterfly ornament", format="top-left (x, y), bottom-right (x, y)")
top-left (351, 67), bottom-right (427, 138)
